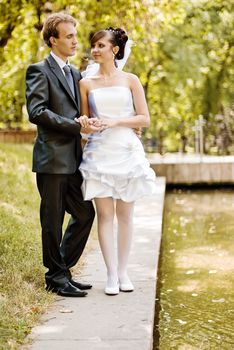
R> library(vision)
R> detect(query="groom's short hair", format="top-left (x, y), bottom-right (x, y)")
top-left (42, 12), bottom-right (76, 48)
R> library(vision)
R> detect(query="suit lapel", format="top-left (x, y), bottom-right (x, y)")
top-left (46, 55), bottom-right (78, 109)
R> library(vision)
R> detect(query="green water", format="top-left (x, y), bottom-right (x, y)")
top-left (154, 188), bottom-right (234, 350)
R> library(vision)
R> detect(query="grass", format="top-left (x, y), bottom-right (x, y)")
top-left (0, 143), bottom-right (54, 349)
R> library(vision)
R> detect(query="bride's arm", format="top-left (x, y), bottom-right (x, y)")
top-left (127, 73), bottom-right (150, 127)
top-left (103, 74), bottom-right (150, 129)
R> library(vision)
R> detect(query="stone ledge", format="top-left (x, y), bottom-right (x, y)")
top-left (149, 155), bottom-right (234, 184)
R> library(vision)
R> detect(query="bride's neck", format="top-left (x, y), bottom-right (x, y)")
top-left (99, 62), bottom-right (117, 77)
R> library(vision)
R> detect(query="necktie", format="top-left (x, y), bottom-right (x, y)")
top-left (63, 65), bottom-right (75, 97)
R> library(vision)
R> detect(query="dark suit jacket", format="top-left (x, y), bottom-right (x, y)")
top-left (26, 54), bottom-right (83, 174)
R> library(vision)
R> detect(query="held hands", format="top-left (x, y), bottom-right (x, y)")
top-left (75, 115), bottom-right (107, 134)
top-left (75, 116), bottom-right (142, 136)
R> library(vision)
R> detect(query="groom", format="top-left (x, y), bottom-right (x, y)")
top-left (26, 13), bottom-right (101, 297)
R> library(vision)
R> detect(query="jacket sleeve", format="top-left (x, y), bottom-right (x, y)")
top-left (25, 64), bottom-right (81, 135)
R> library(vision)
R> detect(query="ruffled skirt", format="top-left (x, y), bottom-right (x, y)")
top-left (79, 128), bottom-right (156, 202)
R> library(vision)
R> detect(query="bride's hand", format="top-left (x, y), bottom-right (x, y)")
top-left (89, 118), bottom-right (103, 127)
top-left (80, 123), bottom-right (103, 134)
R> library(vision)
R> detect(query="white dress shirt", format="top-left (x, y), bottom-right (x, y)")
top-left (50, 51), bottom-right (69, 75)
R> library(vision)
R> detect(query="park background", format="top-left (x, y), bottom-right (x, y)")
top-left (0, 0), bottom-right (233, 154)
top-left (0, 0), bottom-right (233, 349)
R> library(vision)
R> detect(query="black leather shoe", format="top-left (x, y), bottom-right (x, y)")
top-left (69, 279), bottom-right (92, 290)
top-left (46, 282), bottom-right (87, 297)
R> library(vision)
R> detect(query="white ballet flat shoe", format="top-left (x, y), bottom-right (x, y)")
top-left (118, 275), bottom-right (134, 292)
top-left (105, 277), bottom-right (119, 295)
top-left (119, 281), bottom-right (134, 292)
top-left (105, 284), bottom-right (119, 295)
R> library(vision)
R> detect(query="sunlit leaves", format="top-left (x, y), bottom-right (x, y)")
top-left (0, 0), bottom-right (233, 153)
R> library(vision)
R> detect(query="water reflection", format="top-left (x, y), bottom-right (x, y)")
top-left (154, 188), bottom-right (234, 349)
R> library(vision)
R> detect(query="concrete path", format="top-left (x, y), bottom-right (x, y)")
top-left (26, 177), bottom-right (166, 350)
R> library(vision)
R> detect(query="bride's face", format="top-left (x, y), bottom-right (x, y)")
top-left (91, 34), bottom-right (118, 63)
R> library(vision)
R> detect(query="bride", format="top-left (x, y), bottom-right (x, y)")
top-left (77, 27), bottom-right (156, 295)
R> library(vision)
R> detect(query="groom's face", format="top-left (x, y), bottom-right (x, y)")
top-left (51, 22), bottom-right (78, 61)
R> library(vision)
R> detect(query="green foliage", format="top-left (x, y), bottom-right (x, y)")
top-left (0, 0), bottom-right (233, 153)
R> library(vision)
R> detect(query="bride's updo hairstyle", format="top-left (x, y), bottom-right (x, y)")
top-left (90, 27), bottom-right (128, 60)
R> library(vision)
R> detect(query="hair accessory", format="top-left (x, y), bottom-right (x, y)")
top-left (115, 39), bottom-right (133, 70)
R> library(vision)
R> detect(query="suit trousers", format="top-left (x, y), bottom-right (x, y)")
top-left (36, 171), bottom-right (95, 283)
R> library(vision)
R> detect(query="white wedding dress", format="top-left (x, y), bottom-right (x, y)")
top-left (79, 86), bottom-right (156, 202)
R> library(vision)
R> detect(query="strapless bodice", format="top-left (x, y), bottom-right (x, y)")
top-left (88, 86), bottom-right (135, 120)
top-left (87, 86), bottom-right (138, 144)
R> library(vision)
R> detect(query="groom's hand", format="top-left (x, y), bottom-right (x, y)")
top-left (133, 127), bottom-right (142, 138)
top-left (75, 115), bottom-right (90, 128)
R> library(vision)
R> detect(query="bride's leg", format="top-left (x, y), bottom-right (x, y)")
top-left (94, 197), bottom-right (118, 294)
top-left (116, 199), bottom-right (135, 291)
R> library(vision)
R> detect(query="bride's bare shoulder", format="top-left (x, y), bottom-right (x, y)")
top-left (122, 72), bottom-right (140, 86)
top-left (126, 72), bottom-right (139, 80)
top-left (79, 76), bottom-right (97, 89)
top-left (121, 71), bottom-right (137, 79)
